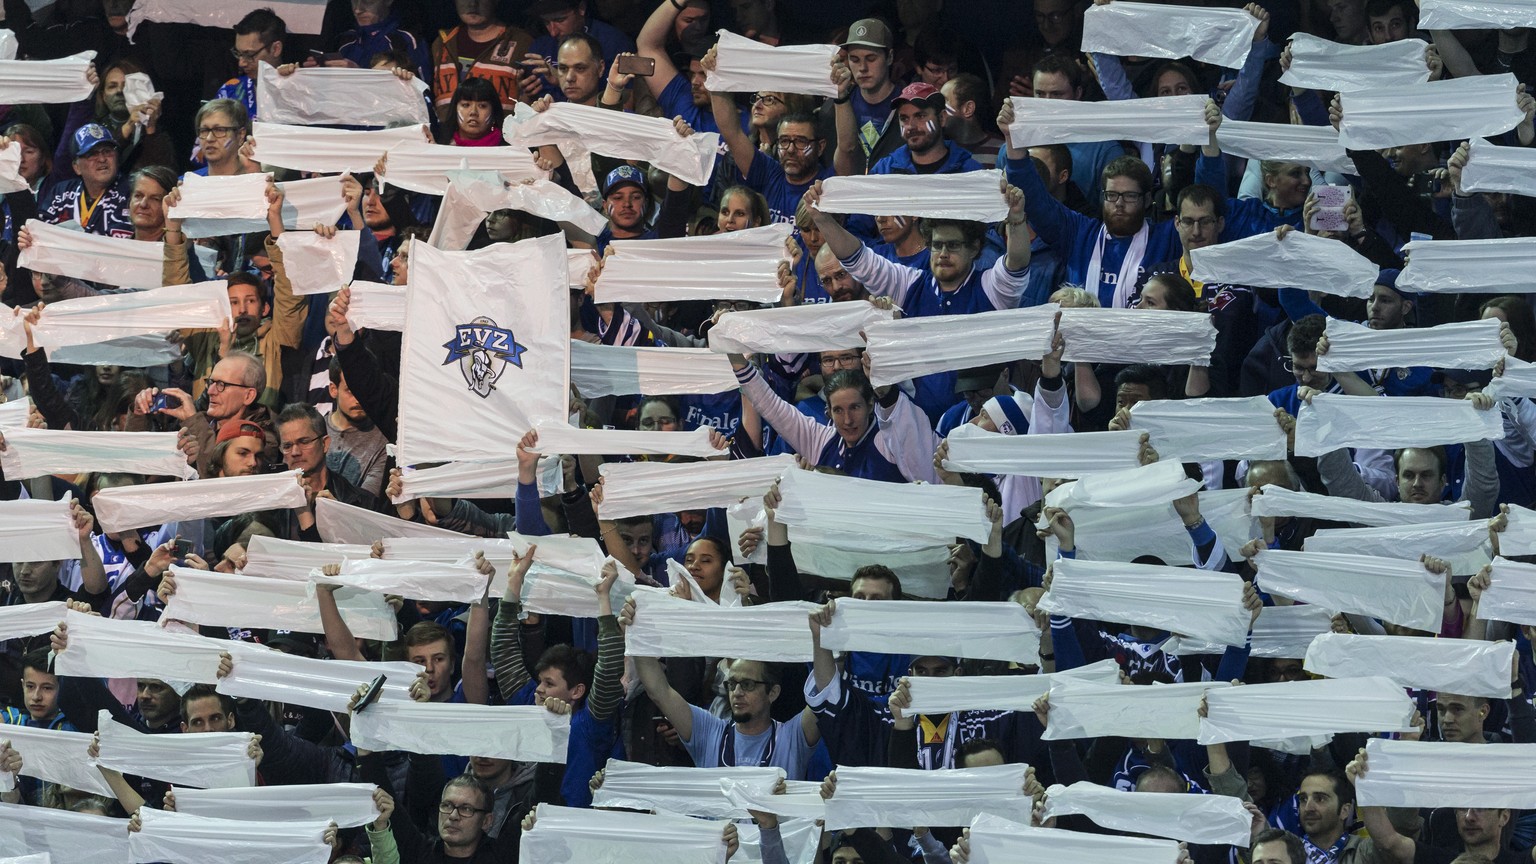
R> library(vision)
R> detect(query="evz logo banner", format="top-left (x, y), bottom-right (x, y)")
top-left (442, 317), bottom-right (528, 398)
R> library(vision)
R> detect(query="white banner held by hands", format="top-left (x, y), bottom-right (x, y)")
top-left (344, 281), bottom-right (406, 332)
top-left (1056, 308), bottom-right (1216, 365)
top-left (241, 536), bottom-right (374, 580)
top-left (1129, 396), bottom-right (1287, 461)
top-left (1082, 1), bottom-right (1257, 68)
top-left (1042, 680), bottom-right (1229, 741)
top-left (1294, 393), bottom-right (1504, 457)
top-left (278, 175), bottom-right (348, 230)
top-left (594, 224), bottom-right (791, 304)
top-left (903, 660), bottom-right (1123, 714)
top-left (1007, 94), bottom-right (1210, 147)
top-left (1356, 738), bottom-right (1536, 809)
top-left (162, 565), bottom-right (399, 642)
top-left (967, 815), bottom-right (1181, 864)
top-left (704, 30), bottom-right (838, 96)
top-left (1256, 549), bottom-right (1446, 632)
top-left (92, 472), bottom-right (306, 533)
top-left (0, 427), bottom-right (188, 481)
top-left (1304, 632), bottom-right (1514, 699)
top-left (591, 760), bottom-right (783, 819)
top-left (624, 591), bottom-right (817, 662)
top-left (570, 341), bottom-right (736, 398)
top-left (527, 424), bottom-right (726, 458)
top-left (1338, 73), bottom-right (1522, 149)
top-left (1303, 520), bottom-right (1492, 576)
top-left (127, 808), bottom-right (330, 864)
top-left (217, 643), bottom-right (421, 713)
top-left (250, 122), bottom-right (427, 175)
top-left (773, 466), bottom-right (989, 543)
top-left (172, 783), bottom-right (381, 828)
top-left (30, 281), bottom-right (233, 353)
top-left (1214, 120), bottom-right (1357, 175)
top-left (1317, 317), bottom-right (1504, 372)
top-left (1278, 33), bottom-right (1430, 92)
top-left (507, 101), bottom-right (720, 187)
top-left (0, 602), bottom-right (67, 642)
top-left (97, 710), bottom-right (256, 788)
top-left (1476, 556), bottom-right (1536, 626)
top-left (864, 304), bottom-right (1059, 387)
top-left (942, 425), bottom-right (1144, 477)
top-left (519, 803), bottom-right (728, 864)
top-left (0, 51), bottom-right (94, 105)
top-left (1250, 484), bottom-right (1471, 527)
top-left (257, 63), bottom-right (429, 127)
top-left (312, 557), bottom-right (490, 604)
top-left (1419, 0), bottom-right (1536, 28)
top-left (1041, 781), bottom-right (1253, 846)
top-left (1189, 230), bottom-right (1379, 298)
top-left (0, 802), bottom-right (128, 864)
top-left (1198, 676), bottom-right (1417, 744)
top-left (1462, 136), bottom-right (1536, 197)
top-left (815, 170), bottom-right (1010, 223)
top-left (824, 764), bottom-right (1031, 831)
top-left (1163, 604), bottom-right (1335, 659)
top-left (820, 598), bottom-right (1040, 664)
top-left (380, 141), bottom-right (547, 196)
top-left (167, 172), bottom-right (272, 238)
top-left (0, 724), bottom-right (112, 798)
top-left (276, 231), bottom-right (361, 296)
top-left (18, 219), bottom-right (163, 289)
top-left (0, 499), bottom-right (79, 563)
top-left (1039, 558), bottom-right (1251, 647)
top-left (1398, 236), bottom-right (1536, 294)
top-left (706, 301), bottom-right (892, 355)
top-left (350, 700), bottom-right (570, 762)
top-left (595, 455), bottom-right (794, 519)
top-left (54, 611), bottom-right (225, 684)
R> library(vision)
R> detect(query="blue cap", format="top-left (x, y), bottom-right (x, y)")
top-left (603, 165), bottom-right (647, 198)
top-left (1376, 267), bottom-right (1409, 296)
top-left (71, 123), bottom-right (115, 158)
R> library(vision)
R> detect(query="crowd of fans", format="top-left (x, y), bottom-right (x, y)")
top-left (1, 0), bottom-right (1535, 862)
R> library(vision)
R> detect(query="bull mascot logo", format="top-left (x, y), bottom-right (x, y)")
top-left (442, 316), bottom-right (528, 398)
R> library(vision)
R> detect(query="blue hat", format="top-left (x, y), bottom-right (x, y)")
top-left (982, 392), bottom-right (1033, 436)
top-left (603, 165), bottom-right (647, 198)
top-left (1376, 267), bottom-right (1410, 296)
top-left (71, 123), bottom-right (115, 158)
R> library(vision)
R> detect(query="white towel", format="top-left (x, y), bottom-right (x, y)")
top-left (594, 225), bottom-right (790, 304)
top-left (1056, 307), bottom-right (1217, 365)
top-left (312, 557), bottom-right (489, 604)
top-left (1318, 317), bottom-right (1504, 372)
top-left (344, 280), bottom-right (406, 332)
top-left (1198, 676), bottom-right (1416, 744)
top-left (350, 700), bottom-right (570, 762)
top-left (173, 783), bottom-right (381, 829)
top-left (93, 472), bottom-right (306, 533)
top-left (0, 801), bottom-right (130, 864)
top-left (314, 496), bottom-right (462, 544)
top-left (1356, 738), bottom-right (1536, 809)
top-left (570, 341), bottom-right (736, 398)
top-left (704, 30), bottom-right (838, 96)
top-left (0, 602), bottom-right (66, 642)
top-left (1398, 236), bottom-right (1536, 294)
top-left (1042, 680), bottom-right (1228, 741)
top-left (1303, 520), bottom-right (1491, 576)
top-left (1082, 2), bottom-right (1256, 68)
top-left (595, 455), bottom-right (794, 519)
top-left (508, 101), bottom-right (720, 187)
top-left (706, 301), bottom-right (892, 354)
top-left (1419, 0), bottom-right (1536, 28)
top-left (1054, 460), bottom-right (1204, 509)
top-left (864, 304), bottom-right (1058, 387)
top-left (519, 803), bottom-right (727, 864)
top-left (30, 281), bottom-right (233, 353)
top-left (1163, 604), bottom-right (1334, 659)
top-left (17, 219), bottom-right (163, 289)
top-left (624, 591), bottom-right (817, 662)
top-left (161, 565), bottom-right (399, 642)
top-left (1257, 549), bottom-right (1445, 631)
top-left (1040, 558), bottom-right (1250, 647)
top-left (506, 532), bottom-right (608, 579)
top-left (0, 427), bottom-right (187, 481)
top-left (1339, 74), bottom-right (1522, 149)
top-left (1294, 393), bottom-right (1504, 457)
top-left (1129, 396), bottom-right (1286, 461)
top-left (967, 815), bottom-right (1181, 864)
top-left (388, 460), bottom-right (517, 505)
top-left (381, 141), bottom-right (547, 196)
top-left (820, 598), bottom-right (1040, 664)
top-left (277, 175), bottom-right (348, 230)
top-left (217, 642), bottom-right (421, 713)
top-left (591, 760), bottom-right (782, 819)
top-left (1189, 230), bottom-right (1378, 298)
top-left (1464, 137), bottom-right (1536, 197)
top-left (97, 709), bottom-right (256, 788)
top-left (943, 425), bottom-right (1143, 477)
top-left (904, 659), bottom-right (1123, 714)
top-left (815, 170), bottom-right (1010, 223)
top-left (824, 764), bottom-right (1031, 831)
top-left (1477, 557), bottom-right (1536, 626)
top-left (1278, 33), bottom-right (1430, 92)
top-left (1213, 119), bottom-right (1357, 176)
top-left (1250, 483), bottom-right (1470, 527)
top-left (127, 807), bottom-right (330, 864)
top-left (256, 64), bottom-right (429, 127)
top-left (528, 424), bottom-right (726, 458)
top-left (774, 466), bottom-right (990, 543)
top-left (1007, 94), bottom-right (1209, 147)
top-left (167, 172), bottom-right (272, 238)
top-left (241, 535), bottom-right (373, 580)
top-left (0, 723), bottom-right (113, 798)
top-left (275, 231), bottom-right (360, 296)
top-left (0, 498), bottom-right (81, 563)
top-left (125, 0), bottom-right (327, 38)
top-left (0, 51), bottom-right (94, 105)
top-left (1304, 632), bottom-right (1513, 699)
top-left (251, 122), bottom-right (427, 175)
top-left (1041, 781), bottom-right (1253, 846)
top-left (54, 611), bottom-right (225, 684)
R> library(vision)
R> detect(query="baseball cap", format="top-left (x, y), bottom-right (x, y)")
top-left (1432, 368), bottom-right (1493, 388)
top-left (216, 418), bottom-right (266, 445)
top-left (892, 81), bottom-right (944, 110)
top-left (842, 18), bottom-right (893, 50)
top-left (1375, 267), bottom-right (1412, 296)
top-left (603, 164), bottom-right (648, 198)
top-left (72, 123), bottom-right (115, 158)
top-left (954, 364), bottom-right (1006, 393)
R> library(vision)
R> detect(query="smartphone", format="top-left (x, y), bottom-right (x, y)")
top-left (616, 55), bottom-right (655, 77)
top-left (151, 391), bottom-right (180, 412)
top-left (353, 674), bottom-right (388, 713)
top-left (1309, 184), bottom-right (1351, 233)
top-left (172, 538), bottom-right (194, 557)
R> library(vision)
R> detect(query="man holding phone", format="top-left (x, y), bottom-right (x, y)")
top-left (525, 0), bottom-right (635, 100)
top-left (635, 0), bottom-right (718, 133)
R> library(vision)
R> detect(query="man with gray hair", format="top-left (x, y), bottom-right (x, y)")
top-left (128, 350), bottom-right (279, 478)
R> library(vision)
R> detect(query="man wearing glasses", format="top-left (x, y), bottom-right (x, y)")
top-left (216, 8), bottom-right (287, 121)
top-left (38, 124), bottom-right (133, 238)
top-left (372, 775), bottom-right (510, 864)
top-left (274, 403), bottom-right (380, 539)
top-left (128, 351), bottom-right (279, 479)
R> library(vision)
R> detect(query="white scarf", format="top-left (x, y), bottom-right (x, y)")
top-left (1088, 222), bottom-right (1149, 310)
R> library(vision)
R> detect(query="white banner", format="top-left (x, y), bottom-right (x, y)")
top-left (1250, 484), bottom-right (1470, 527)
top-left (18, 219), bottom-right (163, 289)
top-left (1256, 549), bottom-right (1445, 631)
top-left (161, 565), bottom-right (398, 642)
top-left (241, 535), bottom-right (373, 581)
top-left (706, 301), bottom-right (892, 355)
top-left (168, 173), bottom-right (272, 238)
top-left (1303, 520), bottom-right (1491, 576)
top-left (0, 498), bottom-right (83, 563)
top-left (519, 803), bottom-right (727, 864)
top-left (820, 598), bottom-right (1040, 664)
top-left (0, 427), bottom-right (187, 481)
top-left (528, 424), bottom-right (726, 458)
top-left (1198, 676), bottom-right (1416, 744)
top-left (275, 231), bottom-right (360, 296)
top-left (1356, 738), bottom-right (1536, 809)
top-left (967, 815), bottom-right (1181, 864)
top-left (30, 281), bottom-right (232, 353)
top-left (1419, 0), bottom-right (1536, 28)
top-left (591, 760), bottom-right (782, 819)
top-left (1213, 119), bottom-right (1357, 176)
top-left (278, 175), bottom-right (348, 231)
top-left (1129, 396), bottom-right (1287, 462)
top-left (428, 175), bottom-right (607, 250)
top-left (1318, 317), bottom-right (1504, 372)
top-left (125, 0), bottom-right (327, 37)
top-left (127, 807), bottom-right (330, 864)
top-left (93, 472), bottom-right (306, 533)
top-left (815, 170), bottom-right (1010, 223)
top-left (314, 496), bottom-right (463, 544)
top-left (257, 64), bottom-right (428, 127)
top-left (1042, 680), bottom-right (1228, 741)
top-left (0, 136), bottom-right (23, 194)
top-left (508, 101), bottom-right (720, 187)
top-left (1189, 230), bottom-right (1378, 299)
top-left (595, 455), bottom-right (794, 519)
top-left (704, 30), bottom-right (838, 96)
top-left (593, 224), bottom-right (790, 304)
top-left (774, 466), bottom-right (989, 543)
top-left (1477, 556), bottom-right (1536, 626)
top-left (864, 305), bottom-right (1058, 387)
top-left (0, 723), bottom-right (112, 797)
top-left (0, 51), bottom-right (94, 105)
top-left (1398, 236), bottom-right (1536, 294)
top-left (1496, 503), bottom-right (1536, 554)
top-left (389, 460), bottom-right (517, 505)
top-left (1082, 2), bottom-right (1256, 68)
top-left (343, 281), bottom-right (405, 332)
top-left (1463, 136), bottom-right (1536, 197)
top-left (1040, 558), bottom-right (1250, 647)
top-left (1304, 632), bottom-right (1513, 699)
top-left (54, 611), bottom-right (224, 684)
top-left (903, 659), bottom-right (1122, 714)
top-left (218, 643), bottom-right (421, 713)
top-left (1041, 781), bottom-right (1252, 846)
top-left (0, 801), bottom-right (129, 864)
top-left (350, 700), bottom-right (570, 762)
top-left (571, 341), bottom-right (736, 398)
top-left (173, 783), bottom-right (381, 829)
top-left (313, 557), bottom-right (489, 604)
top-left (1278, 33), bottom-right (1430, 92)
top-left (97, 710), bottom-right (256, 789)
top-left (381, 141), bottom-right (546, 196)
top-left (0, 602), bottom-right (67, 642)
top-left (1339, 73), bottom-right (1522, 149)
top-left (1051, 460), bottom-right (1203, 509)
top-left (250, 122), bottom-right (427, 175)
top-left (1163, 604), bottom-right (1334, 659)
top-left (624, 591), bottom-right (817, 662)
top-left (1056, 308), bottom-right (1217, 365)
top-left (1294, 393), bottom-right (1503, 457)
top-left (1007, 94), bottom-right (1209, 147)
top-left (825, 764), bottom-right (1030, 831)
top-left (942, 426), bottom-right (1143, 477)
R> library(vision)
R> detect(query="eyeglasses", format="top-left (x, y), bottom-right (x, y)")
top-left (280, 434), bottom-right (322, 453)
top-left (929, 240), bottom-right (972, 253)
top-left (726, 678), bottom-right (768, 693)
top-left (638, 416), bottom-right (678, 429)
top-left (197, 125), bottom-right (240, 140)
top-left (1036, 10), bottom-right (1071, 23)
top-left (714, 301), bottom-right (757, 314)
top-left (1279, 357), bottom-right (1316, 375)
top-left (776, 136), bottom-right (815, 152)
top-left (205, 378), bottom-right (255, 396)
top-left (438, 801), bottom-right (490, 818)
top-left (1102, 191), bottom-right (1146, 204)
top-left (752, 93), bottom-right (783, 106)
top-left (230, 46), bottom-right (269, 62)
top-left (1176, 216), bottom-right (1218, 229)
top-left (820, 354), bottom-right (861, 369)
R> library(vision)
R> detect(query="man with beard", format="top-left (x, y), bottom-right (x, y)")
top-left (38, 124), bottom-right (132, 238)
top-left (326, 358), bottom-right (389, 497)
top-left (871, 83), bottom-right (980, 177)
top-left (277, 404), bottom-right (379, 538)
top-left (636, 0), bottom-right (716, 132)
top-left (941, 74), bottom-right (1004, 170)
top-left (594, 165), bottom-right (654, 250)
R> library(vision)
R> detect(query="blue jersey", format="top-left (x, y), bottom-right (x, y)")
top-left (38, 176), bottom-right (133, 238)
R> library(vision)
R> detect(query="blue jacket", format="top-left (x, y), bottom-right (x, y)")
top-left (1195, 154), bottom-right (1304, 242)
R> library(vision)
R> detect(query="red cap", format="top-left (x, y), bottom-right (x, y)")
top-left (216, 418), bottom-right (266, 446)
top-left (892, 82), bottom-right (944, 110)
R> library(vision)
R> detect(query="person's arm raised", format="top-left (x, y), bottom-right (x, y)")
top-left (617, 595), bottom-right (694, 741)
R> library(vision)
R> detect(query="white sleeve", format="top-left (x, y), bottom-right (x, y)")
top-left (738, 365), bottom-right (835, 459)
top-left (980, 254), bottom-right (1027, 311)
top-left (841, 245), bottom-right (920, 309)
top-left (1030, 380), bottom-right (1073, 435)
top-left (874, 392), bottom-right (942, 484)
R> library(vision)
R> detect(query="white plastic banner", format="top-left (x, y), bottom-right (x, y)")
top-left (519, 558), bottom-right (635, 619)
top-left (519, 803), bottom-right (727, 864)
top-left (1257, 549), bottom-right (1445, 631)
top-left (787, 540), bottom-right (953, 600)
top-left (706, 301), bottom-right (892, 355)
top-left (125, 0), bottom-right (327, 38)
top-left (942, 426), bottom-right (1143, 477)
top-left (26, 334), bottom-right (184, 369)
top-left (1419, 0), bottom-right (1536, 28)
top-left (903, 659), bottom-right (1123, 714)
top-left (168, 172), bottom-right (272, 238)
top-left (864, 305), bottom-right (1058, 387)
top-left (592, 760), bottom-right (783, 819)
top-left (388, 460), bottom-right (517, 505)
top-left (54, 611), bottom-right (224, 683)
top-left (0, 144), bottom-right (24, 195)
top-left (774, 466), bottom-right (990, 543)
top-left (1053, 460), bottom-right (1203, 509)
top-left (0, 723), bottom-right (113, 797)
top-left (528, 424), bottom-right (726, 458)
top-left (1007, 94), bottom-right (1209, 147)
top-left (1163, 604), bottom-right (1334, 659)
top-left (1040, 558), bottom-right (1250, 647)
top-left (1056, 308), bottom-right (1217, 365)
top-left (30, 281), bottom-right (233, 353)
top-left (1477, 557), bottom-right (1536, 626)
top-left (571, 341), bottom-right (736, 398)
top-left (624, 591), bottom-right (817, 662)
top-left (0, 427), bottom-right (187, 481)
top-left (595, 455), bottom-right (794, 519)
top-left (1304, 632), bottom-right (1513, 699)
top-left (1463, 137), bottom-right (1536, 197)
top-left (967, 815), bottom-right (1180, 864)
top-left (173, 783), bottom-right (381, 828)
top-left (18, 219), bottom-right (163, 289)
top-left (0, 30), bottom-right (14, 62)
top-left (508, 101), bottom-right (720, 188)
top-left (1250, 484), bottom-right (1470, 527)
top-left (162, 565), bottom-right (399, 642)
top-left (815, 170), bottom-right (1010, 223)
top-left (278, 175), bottom-right (348, 231)
top-left (250, 122), bottom-right (427, 175)
top-left (381, 141), bottom-right (546, 196)
top-left (1294, 393), bottom-right (1503, 457)
top-left (594, 224), bottom-right (790, 304)
top-left (1083, 2), bottom-right (1256, 68)
top-left (93, 472), bottom-right (306, 533)
top-left (1303, 520), bottom-right (1491, 576)
top-left (97, 710), bottom-right (256, 788)
top-left (0, 855), bottom-right (50, 864)
top-left (1042, 680), bottom-right (1228, 741)
top-left (242, 535), bottom-right (374, 580)
top-left (313, 557), bottom-right (490, 604)
top-left (1279, 33), bottom-right (1430, 92)
top-left (1398, 236), bottom-right (1536, 294)
top-left (217, 643), bottom-right (421, 713)
top-left (1318, 317), bottom-right (1503, 372)
top-left (0, 498), bottom-right (82, 562)
top-left (396, 235), bottom-right (570, 465)
top-left (1497, 504), bottom-right (1536, 554)
top-left (820, 598), bottom-right (1040, 664)
top-left (825, 764), bottom-right (1029, 830)
top-left (0, 602), bottom-right (66, 642)
top-left (1338, 73), bottom-right (1522, 149)
top-left (428, 174), bottom-right (607, 249)
top-left (257, 64), bottom-right (428, 127)
top-left (1041, 781), bottom-right (1252, 846)
top-left (721, 779), bottom-right (827, 822)
top-left (1214, 119), bottom-right (1357, 176)
top-left (275, 231), bottom-right (360, 296)
top-left (314, 496), bottom-right (463, 544)
top-left (0, 801), bottom-right (130, 864)
top-left (1129, 396), bottom-right (1286, 461)
top-left (1189, 230), bottom-right (1378, 299)
top-left (0, 51), bottom-right (94, 105)
top-left (1198, 676), bottom-right (1416, 744)
top-left (350, 700), bottom-right (570, 762)
top-left (127, 807), bottom-right (330, 864)
top-left (1044, 488), bottom-right (1255, 567)
top-left (344, 281), bottom-right (405, 332)
top-left (1356, 738), bottom-right (1536, 809)
top-left (704, 30), bottom-right (838, 96)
